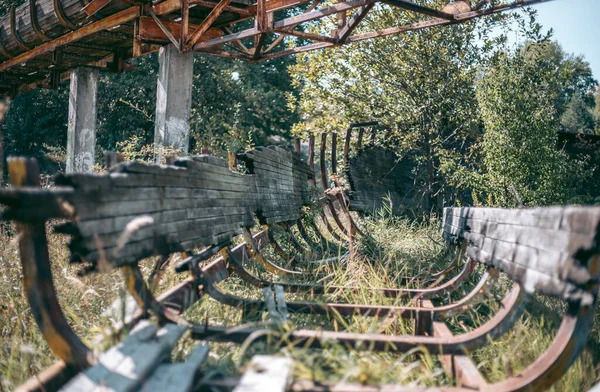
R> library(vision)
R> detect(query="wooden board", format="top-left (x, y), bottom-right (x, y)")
top-left (441, 206), bottom-right (600, 305)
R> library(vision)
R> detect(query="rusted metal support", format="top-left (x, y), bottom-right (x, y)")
top-left (280, 223), bottom-right (308, 254)
top-left (200, 267), bottom-right (491, 320)
top-left (320, 132), bottom-right (349, 238)
top-left (242, 227), bottom-right (304, 276)
top-left (10, 7), bottom-right (31, 51)
top-left (264, 224), bottom-right (296, 266)
top-left (356, 127), bottom-right (364, 149)
top-left (0, 32), bottom-right (15, 59)
top-left (121, 264), bottom-right (181, 323)
top-left (185, 0), bottom-right (233, 50)
top-left (53, 0), bottom-right (78, 30)
top-left (30, 0), bottom-right (51, 42)
top-left (380, 0), bottom-right (456, 20)
top-left (180, 0), bottom-right (189, 47)
top-left (149, 11), bottom-right (181, 49)
top-left (343, 126), bottom-right (351, 167)
top-left (7, 157), bottom-right (93, 368)
top-left (192, 283), bottom-right (528, 353)
top-left (82, 0), bottom-right (113, 17)
top-left (429, 298), bottom-right (488, 389)
top-left (336, 3), bottom-right (373, 42)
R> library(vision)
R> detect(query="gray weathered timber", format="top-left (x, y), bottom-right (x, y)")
top-left (233, 355), bottom-right (293, 392)
top-left (346, 146), bottom-right (414, 215)
top-left (60, 321), bottom-right (187, 392)
top-left (0, 146), bottom-right (314, 269)
top-left (66, 67), bottom-right (98, 173)
top-left (141, 343), bottom-right (210, 392)
top-left (442, 207), bottom-right (600, 305)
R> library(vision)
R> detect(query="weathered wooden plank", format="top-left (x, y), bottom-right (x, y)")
top-left (442, 207), bottom-right (600, 305)
top-left (140, 343), bottom-right (210, 391)
top-left (233, 356), bottom-right (293, 392)
top-left (60, 321), bottom-right (187, 392)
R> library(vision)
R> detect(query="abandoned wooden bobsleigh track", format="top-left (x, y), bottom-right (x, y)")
top-left (1, 125), bottom-right (600, 391)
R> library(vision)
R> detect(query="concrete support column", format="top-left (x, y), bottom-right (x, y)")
top-left (154, 44), bottom-right (194, 160)
top-left (66, 67), bottom-right (98, 173)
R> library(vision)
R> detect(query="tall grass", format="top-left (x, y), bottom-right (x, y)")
top-left (1, 214), bottom-right (599, 391)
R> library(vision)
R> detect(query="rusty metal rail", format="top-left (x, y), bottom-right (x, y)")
top-left (1, 134), bottom-right (599, 392)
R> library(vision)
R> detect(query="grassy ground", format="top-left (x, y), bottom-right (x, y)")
top-left (1, 214), bottom-right (599, 391)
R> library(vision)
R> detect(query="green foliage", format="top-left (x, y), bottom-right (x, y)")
top-left (477, 47), bottom-right (587, 207)
top-left (1, 53), bottom-right (298, 176)
top-left (561, 93), bottom-right (596, 134)
top-left (288, 1), bottom-right (525, 212)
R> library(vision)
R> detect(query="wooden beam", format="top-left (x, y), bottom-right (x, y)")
top-left (155, 0), bottom-right (253, 16)
top-left (336, 3), bottom-right (372, 42)
top-left (194, 0), bottom-right (253, 15)
top-left (193, 26), bottom-right (258, 50)
top-left (82, 0), bottom-right (113, 16)
top-left (263, 0), bottom-right (320, 53)
top-left (196, 0), bottom-right (369, 50)
top-left (255, 0), bottom-right (268, 31)
top-left (185, 0), bottom-right (233, 49)
top-left (380, 0), bottom-right (456, 20)
top-left (252, 33), bottom-right (266, 59)
top-left (273, 0), bottom-right (372, 29)
top-left (139, 16), bottom-right (222, 45)
top-left (222, 26), bottom-right (250, 54)
top-left (180, 0), bottom-right (189, 46)
top-left (149, 10), bottom-right (181, 48)
top-left (0, 7), bottom-right (140, 73)
top-left (273, 28), bottom-right (335, 43)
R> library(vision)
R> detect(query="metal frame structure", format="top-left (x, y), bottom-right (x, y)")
top-left (0, 0), bottom-right (554, 95)
top-left (1, 129), bottom-right (599, 391)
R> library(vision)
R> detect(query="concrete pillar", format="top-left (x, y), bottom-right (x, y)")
top-left (154, 44), bottom-right (194, 160)
top-left (66, 67), bottom-right (98, 173)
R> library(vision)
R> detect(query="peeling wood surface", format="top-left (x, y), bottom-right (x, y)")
top-left (234, 355), bottom-right (293, 392)
top-left (442, 206), bottom-right (600, 305)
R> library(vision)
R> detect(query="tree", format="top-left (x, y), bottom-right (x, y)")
top-left (477, 48), bottom-right (585, 207)
top-left (1, 52), bottom-right (299, 176)
top-left (561, 92), bottom-right (596, 134)
top-left (288, 0), bottom-right (517, 213)
top-left (523, 41), bottom-right (597, 133)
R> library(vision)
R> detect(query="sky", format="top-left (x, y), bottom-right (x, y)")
top-left (523, 0), bottom-right (600, 79)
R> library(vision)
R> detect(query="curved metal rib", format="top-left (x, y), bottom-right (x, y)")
top-left (30, 0), bottom-right (51, 41)
top-left (10, 7), bottom-right (31, 51)
top-left (319, 132), bottom-right (350, 238)
top-left (53, 0), bottom-right (78, 30)
top-left (330, 131), bottom-right (364, 237)
top-left (241, 227), bottom-right (304, 276)
top-left (264, 224), bottom-right (296, 267)
top-left (486, 299), bottom-right (598, 392)
top-left (307, 134), bottom-right (345, 244)
top-left (121, 264), bottom-right (182, 324)
top-left (8, 157), bottom-right (93, 368)
top-left (225, 245), bottom-right (477, 300)
top-left (193, 282), bottom-right (527, 354)
top-left (280, 222), bottom-right (309, 254)
top-left (200, 266), bottom-right (493, 320)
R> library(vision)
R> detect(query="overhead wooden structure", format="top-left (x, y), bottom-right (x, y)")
top-left (0, 0), bottom-right (553, 95)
